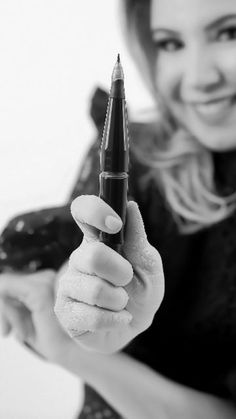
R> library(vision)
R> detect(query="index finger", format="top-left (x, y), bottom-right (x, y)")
top-left (70, 195), bottom-right (123, 241)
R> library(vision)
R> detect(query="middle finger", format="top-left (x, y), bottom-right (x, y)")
top-left (69, 241), bottom-right (133, 287)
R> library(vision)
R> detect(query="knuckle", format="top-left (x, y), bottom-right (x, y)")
top-left (54, 297), bottom-right (72, 326)
top-left (123, 260), bottom-right (134, 285)
top-left (86, 242), bottom-right (104, 271)
top-left (68, 247), bottom-right (81, 269)
top-left (118, 287), bottom-right (129, 309)
top-left (90, 281), bottom-right (104, 305)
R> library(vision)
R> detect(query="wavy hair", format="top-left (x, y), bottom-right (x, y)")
top-left (119, 0), bottom-right (236, 234)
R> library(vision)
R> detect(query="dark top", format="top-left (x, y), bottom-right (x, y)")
top-left (1, 88), bottom-right (236, 418)
top-left (70, 89), bottom-right (236, 417)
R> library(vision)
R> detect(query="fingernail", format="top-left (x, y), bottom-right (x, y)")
top-left (105, 215), bottom-right (122, 232)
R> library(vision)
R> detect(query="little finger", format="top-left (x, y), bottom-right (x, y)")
top-left (54, 297), bottom-right (132, 335)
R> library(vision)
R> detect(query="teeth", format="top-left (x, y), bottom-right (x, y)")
top-left (195, 98), bottom-right (232, 116)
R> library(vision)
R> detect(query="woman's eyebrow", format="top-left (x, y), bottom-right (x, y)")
top-left (151, 28), bottom-right (181, 36)
top-left (151, 14), bottom-right (236, 36)
top-left (205, 13), bottom-right (236, 31)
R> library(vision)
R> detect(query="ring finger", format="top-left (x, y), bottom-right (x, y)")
top-left (59, 271), bottom-right (129, 312)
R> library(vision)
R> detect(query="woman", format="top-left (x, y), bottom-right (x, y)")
top-left (1, 0), bottom-right (236, 417)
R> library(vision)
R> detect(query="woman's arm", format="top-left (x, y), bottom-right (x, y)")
top-left (1, 271), bottom-right (234, 419)
top-left (58, 345), bottom-right (236, 419)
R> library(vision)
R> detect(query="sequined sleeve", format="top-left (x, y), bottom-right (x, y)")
top-left (0, 88), bottom-right (108, 274)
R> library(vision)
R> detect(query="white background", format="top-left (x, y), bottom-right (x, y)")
top-left (0, 1), bottom-right (153, 417)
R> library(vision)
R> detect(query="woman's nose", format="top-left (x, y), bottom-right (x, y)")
top-left (182, 45), bottom-right (223, 94)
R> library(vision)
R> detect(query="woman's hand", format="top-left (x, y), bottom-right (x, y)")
top-left (54, 195), bottom-right (165, 353)
top-left (0, 269), bottom-right (72, 363)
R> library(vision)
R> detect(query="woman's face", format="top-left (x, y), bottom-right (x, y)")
top-left (150, 0), bottom-right (236, 151)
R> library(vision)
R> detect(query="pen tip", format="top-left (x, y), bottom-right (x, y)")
top-left (112, 53), bottom-right (124, 82)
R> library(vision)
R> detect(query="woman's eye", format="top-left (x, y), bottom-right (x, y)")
top-left (153, 39), bottom-right (183, 52)
top-left (218, 26), bottom-right (236, 42)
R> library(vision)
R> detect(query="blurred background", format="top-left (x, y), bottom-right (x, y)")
top-left (0, 0), bottom-right (153, 417)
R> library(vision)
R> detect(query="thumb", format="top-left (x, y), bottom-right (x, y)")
top-left (122, 201), bottom-right (164, 330)
top-left (123, 201), bottom-right (162, 275)
top-left (124, 200), bottom-right (147, 245)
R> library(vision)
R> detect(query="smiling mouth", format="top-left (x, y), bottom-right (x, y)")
top-left (191, 96), bottom-right (235, 124)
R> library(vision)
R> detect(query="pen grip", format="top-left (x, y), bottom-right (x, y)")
top-left (99, 172), bottom-right (128, 253)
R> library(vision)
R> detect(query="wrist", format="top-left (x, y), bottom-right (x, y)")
top-left (53, 339), bottom-right (95, 381)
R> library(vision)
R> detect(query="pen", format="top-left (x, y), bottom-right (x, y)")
top-left (99, 54), bottom-right (129, 253)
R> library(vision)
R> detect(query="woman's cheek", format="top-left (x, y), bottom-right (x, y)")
top-left (155, 57), bottom-right (181, 102)
top-left (218, 45), bottom-right (236, 83)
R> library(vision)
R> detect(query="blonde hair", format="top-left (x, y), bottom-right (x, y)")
top-left (119, 0), bottom-right (236, 234)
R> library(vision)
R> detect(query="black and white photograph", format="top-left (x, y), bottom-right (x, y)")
top-left (1, 0), bottom-right (236, 418)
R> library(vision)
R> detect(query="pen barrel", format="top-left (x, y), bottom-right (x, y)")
top-left (99, 172), bottom-right (128, 252)
top-left (101, 97), bottom-right (129, 173)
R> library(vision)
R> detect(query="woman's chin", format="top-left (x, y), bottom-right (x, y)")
top-left (185, 123), bottom-right (236, 152)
